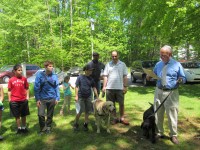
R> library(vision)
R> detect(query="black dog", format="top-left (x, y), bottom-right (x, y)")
top-left (141, 102), bottom-right (156, 143)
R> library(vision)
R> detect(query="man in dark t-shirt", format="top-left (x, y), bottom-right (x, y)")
top-left (88, 52), bottom-right (105, 98)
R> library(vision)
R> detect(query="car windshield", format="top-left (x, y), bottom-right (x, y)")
top-left (69, 67), bottom-right (81, 71)
top-left (181, 62), bottom-right (200, 68)
top-left (142, 61), bottom-right (158, 68)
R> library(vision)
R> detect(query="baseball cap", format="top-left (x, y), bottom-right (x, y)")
top-left (93, 52), bottom-right (99, 56)
top-left (83, 64), bottom-right (94, 71)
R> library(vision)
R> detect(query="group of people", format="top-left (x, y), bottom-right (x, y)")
top-left (0, 46), bottom-right (186, 145)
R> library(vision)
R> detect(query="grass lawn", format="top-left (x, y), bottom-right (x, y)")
top-left (0, 83), bottom-right (199, 150)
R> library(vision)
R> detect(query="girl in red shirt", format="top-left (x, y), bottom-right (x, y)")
top-left (8, 64), bottom-right (30, 134)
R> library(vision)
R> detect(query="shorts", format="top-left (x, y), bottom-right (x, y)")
top-left (106, 89), bottom-right (124, 105)
top-left (79, 96), bottom-right (92, 114)
top-left (9, 100), bottom-right (30, 117)
top-left (0, 105), bottom-right (4, 111)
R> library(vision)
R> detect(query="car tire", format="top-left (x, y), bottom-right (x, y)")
top-left (3, 76), bottom-right (10, 83)
top-left (131, 74), bottom-right (137, 83)
top-left (142, 75), bottom-right (149, 86)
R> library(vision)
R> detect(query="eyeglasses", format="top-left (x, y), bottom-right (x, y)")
top-left (112, 56), bottom-right (118, 58)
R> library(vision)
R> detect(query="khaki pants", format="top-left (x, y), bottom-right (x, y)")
top-left (154, 87), bottom-right (179, 137)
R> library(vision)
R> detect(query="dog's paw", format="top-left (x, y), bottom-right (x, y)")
top-left (107, 129), bottom-right (111, 133)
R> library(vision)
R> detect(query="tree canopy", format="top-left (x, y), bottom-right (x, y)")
top-left (0, 0), bottom-right (199, 69)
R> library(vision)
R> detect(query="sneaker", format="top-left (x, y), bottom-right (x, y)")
top-left (119, 119), bottom-right (129, 125)
top-left (83, 123), bottom-right (88, 131)
top-left (170, 136), bottom-right (179, 145)
top-left (38, 131), bottom-right (45, 136)
top-left (46, 129), bottom-right (51, 134)
top-left (21, 128), bottom-right (29, 134)
top-left (111, 118), bottom-right (119, 125)
top-left (16, 128), bottom-right (22, 134)
top-left (73, 123), bottom-right (79, 131)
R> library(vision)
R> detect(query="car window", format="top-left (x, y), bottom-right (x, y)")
top-left (26, 65), bottom-right (40, 70)
top-left (181, 62), bottom-right (200, 68)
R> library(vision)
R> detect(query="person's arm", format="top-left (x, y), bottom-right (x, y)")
top-left (55, 75), bottom-right (60, 104)
top-left (75, 87), bottom-right (79, 102)
top-left (93, 87), bottom-right (99, 99)
top-left (123, 75), bottom-right (128, 94)
top-left (34, 74), bottom-right (41, 102)
top-left (8, 90), bottom-right (11, 102)
top-left (102, 76), bottom-right (108, 93)
top-left (26, 89), bottom-right (29, 100)
top-left (70, 83), bottom-right (75, 90)
top-left (0, 85), bottom-right (4, 102)
top-left (102, 63), bottom-right (108, 92)
top-left (63, 83), bottom-right (70, 90)
top-left (25, 78), bottom-right (29, 100)
top-left (123, 63), bottom-right (128, 94)
top-left (177, 64), bottom-right (187, 84)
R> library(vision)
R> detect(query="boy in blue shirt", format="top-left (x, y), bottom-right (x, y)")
top-left (34, 60), bottom-right (60, 135)
top-left (73, 64), bottom-right (98, 131)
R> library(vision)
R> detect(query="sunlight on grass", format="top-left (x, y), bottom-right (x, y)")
top-left (0, 84), bottom-right (199, 150)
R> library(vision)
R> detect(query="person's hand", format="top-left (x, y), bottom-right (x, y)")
top-left (75, 95), bottom-right (78, 102)
top-left (37, 100), bottom-right (41, 108)
top-left (102, 87), bottom-right (106, 93)
top-left (55, 100), bottom-right (58, 105)
top-left (177, 78), bottom-right (183, 84)
top-left (123, 87), bottom-right (128, 94)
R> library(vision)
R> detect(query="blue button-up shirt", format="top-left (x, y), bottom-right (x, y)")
top-left (154, 58), bottom-right (186, 89)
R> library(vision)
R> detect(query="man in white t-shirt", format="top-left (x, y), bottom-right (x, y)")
top-left (102, 51), bottom-right (129, 125)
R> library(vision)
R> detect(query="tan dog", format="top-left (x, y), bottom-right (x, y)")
top-left (92, 99), bottom-right (115, 133)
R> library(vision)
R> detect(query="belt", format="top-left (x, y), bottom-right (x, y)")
top-left (157, 87), bottom-right (177, 91)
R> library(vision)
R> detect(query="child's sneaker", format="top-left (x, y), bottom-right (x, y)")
top-left (21, 128), bottom-right (29, 134)
top-left (83, 123), bottom-right (88, 131)
top-left (16, 128), bottom-right (22, 134)
top-left (73, 123), bottom-right (79, 131)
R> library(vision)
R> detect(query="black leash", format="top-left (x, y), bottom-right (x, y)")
top-left (154, 90), bottom-right (173, 114)
top-left (146, 90), bottom-right (173, 119)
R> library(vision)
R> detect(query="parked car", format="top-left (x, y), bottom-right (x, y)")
top-left (0, 64), bottom-right (40, 83)
top-left (27, 68), bottom-right (66, 85)
top-left (130, 60), bottom-right (158, 86)
top-left (67, 66), bottom-right (83, 76)
top-left (180, 61), bottom-right (200, 83)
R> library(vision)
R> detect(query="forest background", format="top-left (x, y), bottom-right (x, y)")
top-left (0, 0), bottom-right (200, 69)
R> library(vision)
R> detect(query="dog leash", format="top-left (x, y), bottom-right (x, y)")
top-left (154, 90), bottom-right (173, 114)
top-left (147, 90), bottom-right (173, 119)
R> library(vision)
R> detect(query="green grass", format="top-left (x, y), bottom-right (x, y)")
top-left (0, 83), bottom-right (200, 150)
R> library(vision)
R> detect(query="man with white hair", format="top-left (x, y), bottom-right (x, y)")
top-left (153, 45), bottom-right (186, 144)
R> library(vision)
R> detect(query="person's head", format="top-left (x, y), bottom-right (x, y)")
top-left (44, 60), bottom-right (54, 74)
top-left (64, 75), bottom-right (70, 83)
top-left (111, 50), bottom-right (119, 63)
top-left (83, 64), bottom-right (94, 76)
top-left (160, 45), bottom-right (172, 63)
top-left (13, 64), bottom-right (22, 77)
top-left (92, 52), bottom-right (99, 61)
